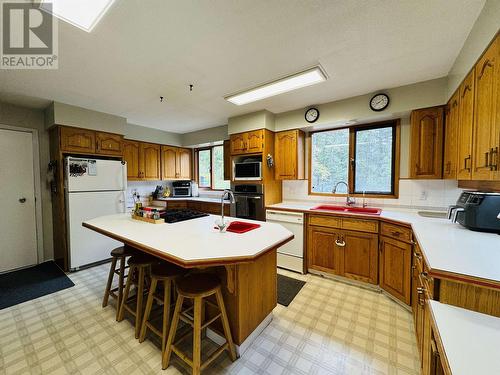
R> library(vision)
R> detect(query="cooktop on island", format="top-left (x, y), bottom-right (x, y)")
top-left (162, 209), bottom-right (209, 223)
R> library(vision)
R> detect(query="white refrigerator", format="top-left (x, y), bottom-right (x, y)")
top-left (65, 157), bottom-right (127, 271)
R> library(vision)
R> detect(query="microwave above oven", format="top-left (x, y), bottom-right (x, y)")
top-left (233, 161), bottom-right (262, 180)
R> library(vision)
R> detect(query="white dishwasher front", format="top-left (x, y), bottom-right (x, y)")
top-left (266, 209), bottom-right (304, 273)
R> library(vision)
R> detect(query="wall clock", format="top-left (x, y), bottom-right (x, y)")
top-left (305, 107), bottom-right (320, 123)
top-left (369, 93), bottom-right (390, 112)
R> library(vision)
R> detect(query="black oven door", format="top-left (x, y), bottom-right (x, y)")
top-left (233, 194), bottom-right (264, 221)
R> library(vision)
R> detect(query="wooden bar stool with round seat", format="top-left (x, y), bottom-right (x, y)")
top-left (117, 254), bottom-right (157, 338)
top-left (162, 273), bottom-right (237, 374)
top-left (139, 262), bottom-right (185, 352)
top-left (102, 246), bottom-right (134, 320)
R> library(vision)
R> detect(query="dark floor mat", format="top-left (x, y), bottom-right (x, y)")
top-left (0, 261), bottom-right (74, 310)
top-left (277, 274), bottom-right (306, 306)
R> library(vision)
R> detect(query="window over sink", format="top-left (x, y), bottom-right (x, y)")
top-left (310, 120), bottom-right (400, 197)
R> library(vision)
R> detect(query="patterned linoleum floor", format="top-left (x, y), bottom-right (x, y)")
top-left (0, 264), bottom-right (420, 375)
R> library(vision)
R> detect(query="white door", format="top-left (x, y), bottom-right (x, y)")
top-left (67, 190), bottom-right (125, 270)
top-left (0, 129), bottom-right (37, 272)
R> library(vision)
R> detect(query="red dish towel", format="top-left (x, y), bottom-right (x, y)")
top-left (226, 221), bottom-right (261, 234)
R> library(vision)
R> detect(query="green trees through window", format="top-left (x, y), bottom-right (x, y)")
top-left (197, 145), bottom-right (229, 190)
top-left (311, 122), bottom-right (397, 196)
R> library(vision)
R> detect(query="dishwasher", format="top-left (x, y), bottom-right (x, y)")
top-left (266, 209), bottom-right (304, 274)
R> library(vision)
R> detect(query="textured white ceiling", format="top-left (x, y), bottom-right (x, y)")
top-left (0, 0), bottom-right (485, 133)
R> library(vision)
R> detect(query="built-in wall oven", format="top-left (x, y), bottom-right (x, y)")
top-left (230, 183), bottom-right (265, 221)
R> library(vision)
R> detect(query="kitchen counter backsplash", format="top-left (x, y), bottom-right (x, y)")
top-left (126, 180), bottom-right (227, 209)
top-left (282, 179), bottom-right (463, 210)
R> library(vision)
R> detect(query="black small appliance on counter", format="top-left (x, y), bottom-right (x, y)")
top-left (449, 191), bottom-right (500, 233)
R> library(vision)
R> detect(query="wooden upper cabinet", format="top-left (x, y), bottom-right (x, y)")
top-left (223, 139), bottom-right (231, 180)
top-left (379, 235), bottom-right (412, 305)
top-left (60, 126), bottom-right (95, 153)
top-left (340, 230), bottom-right (378, 285)
top-left (230, 129), bottom-right (264, 155)
top-left (230, 133), bottom-right (247, 155)
top-left (161, 146), bottom-right (177, 180)
top-left (457, 70), bottom-right (475, 180)
top-left (95, 131), bottom-right (123, 156)
top-left (409, 106), bottom-right (444, 179)
top-left (123, 140), bottom-right (140, 179)
top-left (275, 129), bottom-right (305, 180)
top-left (443, 91), bottom-right (460, 179)
top-left (176, 148), bottom-right (192, 179)
top-left (472, 35), bottom-right (499, 180)
top-left (307, 226), bottom-right (341, 275)
top-left (161, 146), bottom-right (192, 180)
top-left (140, 143), bottom-right (161, 180)
top-left (246, 130), bottom-right (264, 153)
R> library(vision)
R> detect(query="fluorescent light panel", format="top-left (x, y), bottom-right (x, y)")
top-left (225, 66), bottom-right (327, 105)
top-left (40, 0), bottom-right (116, 32)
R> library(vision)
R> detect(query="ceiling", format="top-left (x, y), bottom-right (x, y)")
top-left (0, 0), bottom-right (485, 133)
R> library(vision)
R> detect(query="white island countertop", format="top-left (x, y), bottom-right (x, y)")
top-left (83, 213), bottom-right (293, 267)
top-left (429, 300), bottom-right (500, 375)
top-left (267, 201), bottom-right (500, 286)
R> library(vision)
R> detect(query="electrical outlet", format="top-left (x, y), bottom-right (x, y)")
top-left (419, 191), bottom-right (428, 200)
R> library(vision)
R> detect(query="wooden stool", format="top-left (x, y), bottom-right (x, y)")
top-left (162, 273), bottom-right (236, 374)
top-left (102, 246), bottom-right (133, 320)
top-left (117, 254), bottom-right (156, 338)
top-left (139, 262), bottom-right (185, 352)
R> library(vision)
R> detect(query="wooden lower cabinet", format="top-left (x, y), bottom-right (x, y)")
top-left (308, 225), bottom-right (342, 275)
top-left (307, 225), bottom-right (378, 284)
top-left (379, 236), bottom-right (412, 304)
top-left (341, 230), bottom-right (378, 284)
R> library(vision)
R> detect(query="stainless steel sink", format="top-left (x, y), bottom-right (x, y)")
top-left (417, 211), bottom-right (447, 219)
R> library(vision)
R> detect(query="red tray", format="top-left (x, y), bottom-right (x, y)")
top-left (226, 221), bottom-right (261, 234)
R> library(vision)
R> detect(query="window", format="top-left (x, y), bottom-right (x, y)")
top-left (196, 145), bottom-right (230, 190)
top-left (310, 121), bottom-right (399, 197)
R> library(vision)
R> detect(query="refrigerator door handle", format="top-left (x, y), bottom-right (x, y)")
top-left (122, 162), bottom-right (127, 191)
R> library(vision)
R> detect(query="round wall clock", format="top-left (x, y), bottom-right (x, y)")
top-left (305, 107), bottom-right (320, 123)
top-left (369, 93), bottom-right (390, 112)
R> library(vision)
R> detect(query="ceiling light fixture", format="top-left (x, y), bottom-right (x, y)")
top-left (225, 65), bottom-right (327, 106)
top-left (38, 0), bottom-right (116, 32)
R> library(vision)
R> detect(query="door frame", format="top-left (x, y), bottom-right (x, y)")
top-left (0, 124), bottom-right (44, 266)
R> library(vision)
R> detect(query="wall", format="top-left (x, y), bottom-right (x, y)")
top-left (124, 123), bottom-right (182, 145)
top-left (274, 77), bottom-right (447, 131)
top-left (447, 0), bottom-right (500, 98)
top-left (49, 102), bottom-right (126, 133)
top-left (0, 101), bottom-right (53, 261)
top-left (182, 124), bottom-right (228, 147)
top-left (228, 110), bottom-right (275, 134)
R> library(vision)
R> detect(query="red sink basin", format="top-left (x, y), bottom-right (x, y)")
top-left (310, 205), bottom-right (382, 215)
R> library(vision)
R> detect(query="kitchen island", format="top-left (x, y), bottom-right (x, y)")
top-left (82, 213), bottom-right (293, 353)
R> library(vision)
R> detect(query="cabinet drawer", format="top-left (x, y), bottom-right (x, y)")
top-left (167, 200), bottom-right (187, 209)
top-left (381, 222), bottom-right (412, 242)
top-left (342, 218), bottom-right (378, 233)
top-left (308, 215), bottom-right (341, 229)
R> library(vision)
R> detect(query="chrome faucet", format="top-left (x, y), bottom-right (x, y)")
top-left (218, 189), bottom-right (235, 232)
top-left (332, 181), bottom-right (356, 206)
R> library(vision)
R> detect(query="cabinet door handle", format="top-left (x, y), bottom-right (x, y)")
top-left (335, 239), bottom-right (346, 247)
top-left (391, 231), bottom-right (401, 237)
top-left (463, 155), bottom-right (471, 171)
top-left (490, 147), bottom-right (498, 171)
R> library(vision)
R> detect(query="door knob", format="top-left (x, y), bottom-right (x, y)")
top-left (19, 198), bottom-right (26, 203)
